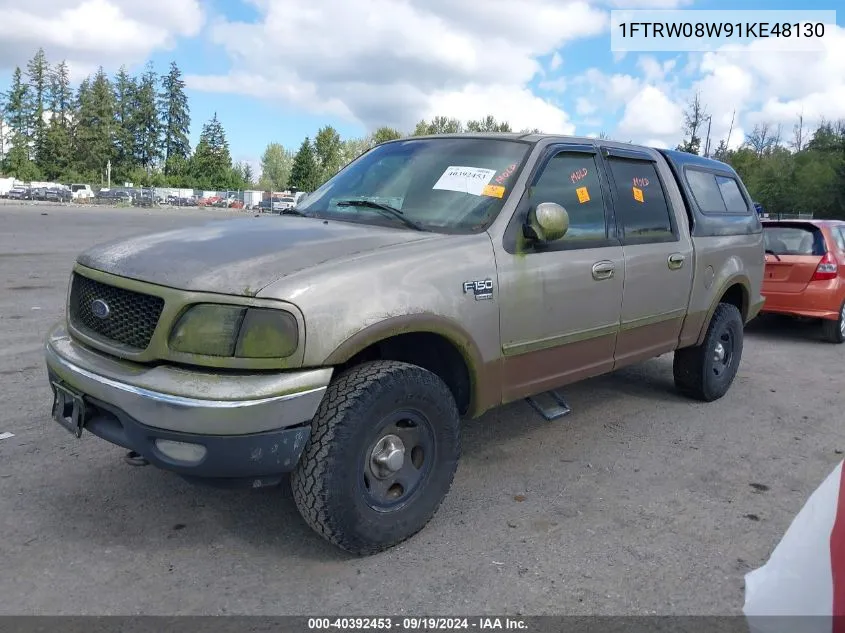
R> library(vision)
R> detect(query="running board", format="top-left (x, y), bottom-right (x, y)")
top-left (526, 390), bottom-right (572, 421)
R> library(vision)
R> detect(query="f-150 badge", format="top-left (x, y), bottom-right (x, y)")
top-left (463, 279), bottom-right (493, 301)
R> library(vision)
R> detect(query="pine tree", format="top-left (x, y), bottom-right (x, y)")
top-left (26, 48), bottom-right (50, 169)
top-left (74, 68), bottom-right (115, 179)
top-left (288, 137), bottom-right (320, 191)
top-left (190, 112), bottom-right (233, 188)
top-left (41, 61), bottom-right (75, 180)
top-left (2, 67), bottom-right (37, 178)
top-left (314, 125), bottom-right (343, 181)
top-left (159, 61), bottom-right (191, 174)
top-left (113, 66), bottom-right (137, 177)
top-left (133, 62), bottom-right (161, 171)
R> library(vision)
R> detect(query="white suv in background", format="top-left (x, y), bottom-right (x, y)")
top-left (70, 184), bottom-right (94, 200)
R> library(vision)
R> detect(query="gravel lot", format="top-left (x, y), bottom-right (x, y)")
top-left (0, 203), bottom-right (842, 616)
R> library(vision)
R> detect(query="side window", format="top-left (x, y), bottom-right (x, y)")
top-left (715, 175), bottom-right (749, 213)
top-left (835, 228), bottom-right (845, 251)
top-left (685, 169), bottom-right (727, 213)
top-left (606, 157), bottom-right (675, 242)
top-left (530, 152), bottom-right (607, 242)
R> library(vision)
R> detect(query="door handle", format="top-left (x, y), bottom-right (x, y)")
top-left (592, 261), bottom-right (615, 280)
top-left (668, 253), bottom-right (685, 270)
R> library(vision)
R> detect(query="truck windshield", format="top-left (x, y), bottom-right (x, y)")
top-left (295, 137), bottom-right (532, 233)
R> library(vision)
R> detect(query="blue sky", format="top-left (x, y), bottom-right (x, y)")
top-left (1, 0), bottom-right (843, 174)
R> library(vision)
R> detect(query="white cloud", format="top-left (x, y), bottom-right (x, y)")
top-left (617, 85), bottom-right (683, 139)
top-left (538, 77), bottom-right (567, 93)
top-left (0, 0), bottom-right (203, 73)
top-left (549, 51), bottom-right (563, 71)
top-left (425, 84), bottom-right (575, 134)
top-left (575, 98), bottom-right (597, 116)
top-left (569, 21), bottom-right (845, 151)
top-left (185, 0), bottom-right (609, 132)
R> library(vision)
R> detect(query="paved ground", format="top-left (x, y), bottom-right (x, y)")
top-left (0, 203), bottom-right (842, 616)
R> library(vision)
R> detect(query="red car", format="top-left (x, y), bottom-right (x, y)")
top-left (761, 219), bottom-right (845, 343)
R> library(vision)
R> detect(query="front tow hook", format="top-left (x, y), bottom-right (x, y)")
top-left (124, 450), bottom-right (150, 467)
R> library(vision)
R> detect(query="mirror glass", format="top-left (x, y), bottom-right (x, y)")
top-left (530, 202), bottom-right (570, 241)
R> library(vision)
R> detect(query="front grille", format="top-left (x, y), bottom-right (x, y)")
top-left (69, 273), bottom-right (165, 350)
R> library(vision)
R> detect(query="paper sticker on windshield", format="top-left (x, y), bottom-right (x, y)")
top-left (632, 186), bottom-right (644, 203)
top-left (433, 166), bottom-right (497, 196)
top-left (482, 184), bottom-right (505, 199)
top-left (576, 186), bottom-right (590, 204)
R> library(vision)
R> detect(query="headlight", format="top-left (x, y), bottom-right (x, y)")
top-left (169, 304), bottom-right (299, 358)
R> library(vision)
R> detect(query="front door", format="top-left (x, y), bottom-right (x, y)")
top-left (494, 144), bottom-right (625, 404)
top-left (599, 146), bottom-right (694, 366)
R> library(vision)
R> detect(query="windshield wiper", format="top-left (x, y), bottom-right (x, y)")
top-left (335, 199), bottom-right (427, 231)
top-left (765, 249), bottom-right (782, 261)
top-left (281, 207), bottom-right (307, 217)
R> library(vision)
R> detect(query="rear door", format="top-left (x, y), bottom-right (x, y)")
top-left (762, 222), bottom-right (826, 293)
top-left (599, 146), bottom-right (694, 366)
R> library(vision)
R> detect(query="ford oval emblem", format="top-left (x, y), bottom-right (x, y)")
top-left (91, 299), bottom-right (110, 319)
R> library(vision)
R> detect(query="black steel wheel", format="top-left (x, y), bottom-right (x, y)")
top-left (673, 302), bottom-right (745, 402)
top-left (291, 360), bottom-right (461, 555)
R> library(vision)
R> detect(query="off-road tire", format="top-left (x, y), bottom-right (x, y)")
top-left (290, 360), bottom-right (461, 555)
top-left (821, 301), bottom-right (845, 344)
top-left (673, 303), bottom-right (744, 402)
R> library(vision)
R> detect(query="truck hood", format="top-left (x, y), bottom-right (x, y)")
top-left (76, 216), bottom-right (439, 296)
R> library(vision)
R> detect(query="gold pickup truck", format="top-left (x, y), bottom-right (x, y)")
top-left (44, 133), bottom-right (765, 555)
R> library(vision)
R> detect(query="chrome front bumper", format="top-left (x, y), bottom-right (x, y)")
top-left (44, 323), bottom-right (331, 436)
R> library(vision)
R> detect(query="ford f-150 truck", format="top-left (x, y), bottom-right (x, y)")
top-left (44, 133), bottom-right (765, 555)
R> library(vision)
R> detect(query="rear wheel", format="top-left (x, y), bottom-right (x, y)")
top-left (673, 303), bottom-right (745, 402)
top-left (821, 301), bottom-right (845, 344)
top-left (291, 360), bottom-right (461, 555)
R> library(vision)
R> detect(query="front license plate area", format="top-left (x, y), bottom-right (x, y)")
top-left (51, 381), bottom-right (87, 438)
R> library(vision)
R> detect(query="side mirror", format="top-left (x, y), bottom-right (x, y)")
top-left (525, 202), bottom-right (569, 242)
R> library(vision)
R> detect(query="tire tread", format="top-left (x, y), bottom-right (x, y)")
top-left (291, 360), bottom-right (460, 555)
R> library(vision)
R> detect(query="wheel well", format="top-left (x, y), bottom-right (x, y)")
top-left (335, 333), bottom-right (472, 415)
top-left (719, 283), bottom-right (748, 321)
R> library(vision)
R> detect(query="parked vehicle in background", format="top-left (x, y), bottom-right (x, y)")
top-left (70, 184), bottom-right (94, 200)
top-left (95, 189), bottom-right (133, 205)
top-left (43, 133), bottom-right (764, 555)
top-left (7, 186), bottom-right (31, 200)
top-left (256, 200), bottom-right (272, 213)
top-left (272, 196), bottom-right (296, 212)
top-left (760, 219), bottom-right (845, 343)
top-left (45, 186), bottom-right (72, 203)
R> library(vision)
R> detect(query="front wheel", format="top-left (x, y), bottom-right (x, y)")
top-left (673, 303), bottom-right (745, 402)
top-left (291, 360), bottom-right (461, 555)
top-left (821, 301), bottom-right (845, 344)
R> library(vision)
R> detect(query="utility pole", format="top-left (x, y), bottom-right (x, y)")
top-left (725, 110), bottom-right (736, 152)
top-left (704, 115), bottom-right (713, 158)
top-left (106, 159), bottom-right (111, 189)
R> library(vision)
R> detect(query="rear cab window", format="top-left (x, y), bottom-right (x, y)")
top-left (684, 168), bottom-right (750, 214)
top-left (763, 224), bottom-right (826, 256)
top-left (605, 157), bottom-right (676, 243)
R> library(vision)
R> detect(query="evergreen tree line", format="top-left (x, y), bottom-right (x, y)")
top-left (0, 48), bottom-right (251, 190)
